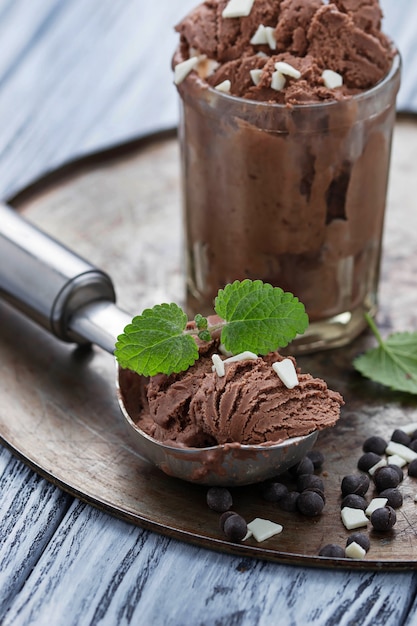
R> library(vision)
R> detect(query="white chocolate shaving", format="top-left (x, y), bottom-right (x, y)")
top-left (368, 458), bottom-right (387, 475)
top-left (250, 24), bottom-right (268, 45)
top-left (271, 70), bottom-right (286, 91)
top-left (222, 0), bottom-right (255, 18)
top-left (275, 61), bottom-right (301, 80)
top-left (341, 507), bottom-right (368, 530)
top-left (365, 498), bottom-right (388, 517)
top-left (211, 354), bottom-right (225, 377)
top-left (265, 26), bottom-right (276, 50)
top-left (386, 441), bottom-right (417, 463)
top-left (272, 359), bottom-right (299, 389)
top-left (247, 518), bottom-right (283, 542)
top-left (214, 79), bottom-right (231, 93)
top-left (174, 57), bottom-right (199, 85)
top-left (197, 57), bottom-right (220, 79)
top-left (345, 542), bottom-right (366, 560)
top-left (250, 68), bottom-right (263, 86)
top-left (223, 351), bottom-right (258, 364)
top-left (219, 344), bottom-right (233, 357)
top-left (387, 454), bottom-right (407, 468)
top-left (322, 69), bottom-right (343, 89)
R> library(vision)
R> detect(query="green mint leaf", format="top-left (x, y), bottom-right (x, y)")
top-left (353, 315), bottom-right (417, 394)
top-left (194, 314), bottom-right (208, 330)
top-left (115, 303), bottom-right (198, 376)
top-left (198, 330), bottom-right (211, 342)
top-left (214, 279), bottom-right (308, 355)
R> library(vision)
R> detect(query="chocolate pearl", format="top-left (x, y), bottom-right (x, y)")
top-left (379, 488), bottom-right (403, 509)
top-left (297, 491), bottom-right (325, 517)
top-left (297, 474), bottom-right (324, 493)
top-left (391, 429), bottom-right (411, 446)
top-left (307, 487), bottom-right (326, 504)
top-left (206, 487), bottom-right (233, 512)
top-left (408, 440), bottom-right (417, 452)
top-left (357, 452), bottom-right (381, 472)
top-left (341, 494), bottom-right (368, 510)
top-left (319, 544), bottom-right (345, 558)
top-left (219, 511), bottom-right (237, 532)
top-left (387, 464), bottom-right (404, 482)
top-left (279, 491), bottom-right (300, 512)
top-left (408, 459), bottom-right (417, 478)
top-left (341, 474), bottom-right (370, 497)
top-left (289, 456), bottom-right (314, 476)
top-left (346, 533), bottom-right (370, 553)
top-left (362, 436), bottom-right (387, 456)
top-left (261, 481), bottom-right (288, 502)
top-left (370, 506), bottom-right (397, 531)
top-left (307, 450), bottom-right (325, 470)
top-left (373, 466), bottom-right (400, 492)
top-left (410, 429), bottom-right (417, 441)
top-left (223, 514), bottom-right (248, 542)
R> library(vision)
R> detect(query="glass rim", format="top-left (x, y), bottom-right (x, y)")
top-left (190, 52), bottom-right (401, 112)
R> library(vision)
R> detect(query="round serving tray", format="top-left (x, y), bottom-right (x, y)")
top-left (1, 123), bottom-right (417, 570)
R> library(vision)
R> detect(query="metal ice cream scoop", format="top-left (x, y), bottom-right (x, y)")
top-left (0, 202), bottom-right (317, 486)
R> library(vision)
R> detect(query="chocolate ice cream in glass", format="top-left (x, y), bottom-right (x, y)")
top-left (173, 0), bottom-right (400, 352)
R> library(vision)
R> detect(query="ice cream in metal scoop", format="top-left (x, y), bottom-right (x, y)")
top-left (0, 203), bottom-right (341, 486)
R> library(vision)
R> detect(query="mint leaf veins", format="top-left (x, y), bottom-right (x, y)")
top-left (115, 279), bottom-right (308, 377)
top-left (353, 314), bottom-right (417, 394)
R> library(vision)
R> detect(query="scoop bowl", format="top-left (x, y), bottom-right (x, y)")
top-left (117, 366), bottom-right (318, 487)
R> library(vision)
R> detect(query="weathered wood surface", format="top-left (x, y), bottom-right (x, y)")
top-left (1, 1), bottom-right (417, 624)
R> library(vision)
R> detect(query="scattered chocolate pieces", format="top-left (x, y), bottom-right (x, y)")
top-left (341, 507), bottom-right (369, 530)
top-left (247, 518), bottom-right (283, 542)
top-left (363, 436), bottom-right (387, 456)
top-left (346, 533), bottom-right (370, 553)
top-left (370, 506), bottom-right (397, 531)
top-left (307, 450), bottom-right (324, 470)
top-left (261, 481), bottom-right (288, 503)
top-left (207, 487), bottom-right (233, 512)
top-left (297, 491), bottom-right (324, 517)
top-left (373, 466), bottom-right (400, 492)
top-left (222, 0), bottom-right (255, 19)
top-left (341, 494), bottom-right (367, 511)
top-left (379, 488), bottom-right (403, 509)
top-left (408, 459), bottom-right (417, 477)
top-left (272, 358), bottom-right (299, 389)
top-left (321, 69), bottom-right (343, 89)
top-left (319, 544), bottom-right (345, 558)
top-left (345, 541), bottom-right (366, 560)
top-left (357, 452), bottom-right (381, 472)
top-left (341, 474), bottom-right (370, 497)
top-left (223, 514), bottom-right (248, 542)
top-left (391, 429), bottom-right (411, 446)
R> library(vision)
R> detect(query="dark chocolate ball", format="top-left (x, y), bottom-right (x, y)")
top-left (307, 450), bottom-right (325, 470)
top-left (279, 491), bottom-right (300, 512)
top-left (391, 429), bottom-right (411, 446)
top-left (346, 532), bottom-right (370, 552)
top-left (341, 494), bottom-right (368, 511)
top-left (379, 488), bottom-right (403, 509)
top-left (297, 490), bottom-right (325, 517)
top-left (387, 464), bottom-right (404, 482)
top-left (261, 481), bottom-right (288, 502)
top-left (357, 452), bottom-right (381, 472)
top-left (408, 459), bottom-right (417, 477)
top-left (223, 514), bottom-right (248, 542)
top-left (289, 456), bottom-right (315, 476)
top-left (319, 544), bottom-right (345, 558)
top-left (206, 487), bottom-right (233, 512)
top-left (297, 474), bottom-right (324, 493)
top-left (341, 474), bottom-right (370, 497)
top-left (373, 466), bottom-right (400, 492)
top-left (219, 511), bottom-right (237, 532)
top-left (362, 436), bottom-right (387, 456)
top-left (370, 506), bottom-right (397, 531)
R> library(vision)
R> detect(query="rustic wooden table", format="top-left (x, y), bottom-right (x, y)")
top-left (1, 2), bottom-right (417, 625)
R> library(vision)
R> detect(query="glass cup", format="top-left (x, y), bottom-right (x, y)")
top-left (176, 55), bottom-right (401, 353)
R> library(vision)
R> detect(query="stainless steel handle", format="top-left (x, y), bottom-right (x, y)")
top-left (0, 202), bottom-right (132, 353)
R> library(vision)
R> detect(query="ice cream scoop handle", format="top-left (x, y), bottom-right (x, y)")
top-left (0, 202), bottom-right (131, 352)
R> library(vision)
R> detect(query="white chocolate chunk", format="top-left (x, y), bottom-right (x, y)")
top-left (174, 57), bottom-right (199, 85)
top-left (368, 458), bottom-right (387, 475)
top-left (322, 69), bottom-right (343, 89)
top-left (272, 359), bottom-right (299, 389)
top-left (222, 0), bottom-right (255, 18)
top-left (214, 79), bottom-right (231, 93)
top-left (365, 498), bottom-right (388, 517)
top-left (197, 57), bottom-right (220, 78)
top-left (250, 68), bottom-right (263, 86)
top-left (265, 26), bottom-right (276, 50)
top-left (400, 422), bottom-right (417, 436)
top-left (275, 61), bottom-right (301, 79)
top-left (341, 507), bottom-right (369, 530)
top-left (250, 24), bottom-right (268, 45)
top-left (345, 541), bottom-right (366, 560)
top-left (387, 454), bottom-right (407, 468)
top-left (386, 441), bottom-right (417, 463)
top-left (223, 351), bottom-right (258, 364)
top-left (271, 70), bottom-right (286, 91)
top-left (211, 354), bottom-right (225, 377)
top-left (247, 518), bottom-right (283, 542)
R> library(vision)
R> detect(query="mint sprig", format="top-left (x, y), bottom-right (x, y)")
top-left (353, 314), bottom-right (417, 394)
top-left (115, 279), bottom-right (308, 377)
